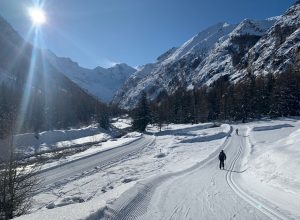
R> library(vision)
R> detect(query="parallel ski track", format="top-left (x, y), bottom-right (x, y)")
top-left (103, 127), bottom-right (292, 220)
top-left (102, 127), bottom-right (233, 220)
top-left (226, 135), bottom-right (289, 220)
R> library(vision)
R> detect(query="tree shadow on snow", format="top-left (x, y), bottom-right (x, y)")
top-left (147, 124), bottom-right (215, 136)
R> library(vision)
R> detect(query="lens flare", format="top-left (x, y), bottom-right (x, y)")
top-left (28, 7), bottom-right (46, 26)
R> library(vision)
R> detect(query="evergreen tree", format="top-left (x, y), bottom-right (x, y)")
top-left (195, 87), bottom-right (209, 123)
top-left (132, 92), bottom-right (151, 132)
top-left (98, 110), bottom-right (110, 130)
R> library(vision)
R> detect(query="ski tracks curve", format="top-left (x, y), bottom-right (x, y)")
top-left (100, 128), bottom-right (233, 220)
top-left (101, 126), bottom-right (292, 220)
top-left (226, 128), bottom-right (290, 220)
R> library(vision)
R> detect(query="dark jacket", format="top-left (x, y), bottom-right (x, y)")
top-left (219, 151), bottom-right (226, 161)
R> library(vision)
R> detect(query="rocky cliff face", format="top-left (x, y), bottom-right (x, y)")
top-left (237, 2), bottom-right (300, 77)
top-left (191, 18), bottom-right (277, 85)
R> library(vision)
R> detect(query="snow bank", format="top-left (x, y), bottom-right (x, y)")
top-left (237, 119), bottom-right (300, 218)
top-left (250, 127), bottom-right (300, 193)
top-left (111, 117), bottom-right (132, 130)
top-left (14, 124), bottom-right (116, 156)
top-left (252, 123), bottom-right (294, 131)
top-left (16, 197), bottom-right (107, 220)
top-left (40, 135), bottom-right (142, 171)
top-left (181, 124), bottom-right (231, 143)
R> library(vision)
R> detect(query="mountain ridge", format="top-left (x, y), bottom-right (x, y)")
top-left (113, 2), bottom-right (299, 109)
top-left (45, 51), bottom-right (136, 103)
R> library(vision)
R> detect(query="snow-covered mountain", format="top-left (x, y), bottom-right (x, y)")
top-left (113, 1), bottom-right (300, 109)
top-left (45, 52), bottom-right (136, 103)
top-left (192, 18), bottom-right (277, 85)
top-left (236, 2), bottom-right (300, 77)
top-left (113, 22), bottom-right (237, 108)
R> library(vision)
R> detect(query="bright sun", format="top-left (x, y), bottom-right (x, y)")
top-left (28, 7), bottom-right (46, 26)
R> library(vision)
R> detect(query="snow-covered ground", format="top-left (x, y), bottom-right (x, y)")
top-left (111, 117), bottom-right (132, 130)
top-left (16, 122), bottom-right (230, 219)
top-left (236, 119), bottom-right (300, 219)
top-left (14, 124), bottom-right (120, 156)
top-left (39, 133), bottom-right (142, 172)
top-left (16, 119), bottom-right (300, 220)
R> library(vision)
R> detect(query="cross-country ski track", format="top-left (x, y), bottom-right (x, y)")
top-left (101, 127), bottom-right (292, 220)
top-left (38, 136), bottom-right (155, 191)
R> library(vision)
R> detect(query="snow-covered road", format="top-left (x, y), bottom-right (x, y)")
top-left (38, 136), bottom-right (154, 190)
top-left (102, 127), bottom-right (287, 220)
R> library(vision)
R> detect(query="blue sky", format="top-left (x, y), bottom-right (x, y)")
top-left (0, 0), bottom-right (296, 68)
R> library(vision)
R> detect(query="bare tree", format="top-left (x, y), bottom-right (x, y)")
top-left (0, 111), bottom-right (40, 219)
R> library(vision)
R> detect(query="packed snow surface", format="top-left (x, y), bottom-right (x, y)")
top-left (16, 119), bottom-right (300, 220)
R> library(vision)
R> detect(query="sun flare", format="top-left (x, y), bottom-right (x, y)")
top-left (28, 7), bottom-right (46, 26)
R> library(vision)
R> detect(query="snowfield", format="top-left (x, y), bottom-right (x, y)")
top-left (15, 119), bottom-right (300, 220)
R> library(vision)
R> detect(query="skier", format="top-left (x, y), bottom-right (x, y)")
top-left (236, 128), bottom-right (238, 135)
top-left (218, 150), bottom-right (226, 170)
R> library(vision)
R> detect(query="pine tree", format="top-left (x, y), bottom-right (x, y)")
top-left (98, 111), bottom-right (110, 130)
top-left (132, 92), bottom-right (151, 132)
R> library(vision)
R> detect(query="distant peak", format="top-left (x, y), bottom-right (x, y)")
top-left (109, 63), bottom-right (132, 70)
top-left (223, 22), bottom-right (230, 27)
top-left (93, 66), bottom-right (106, 72)
top-left (113, 63), bottom-right (129, 68)
top-left (267, 16), bottom-right (282, 21)
top-left (94, 63), bottom-right (136, 72)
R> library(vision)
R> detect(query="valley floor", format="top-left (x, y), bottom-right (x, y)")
top-left (16, 119), bottom-right (300, 220)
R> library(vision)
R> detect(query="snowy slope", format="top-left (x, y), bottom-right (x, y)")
top-left (236, 1), bottom-right (300, 77)
top-left (45, 51), bottom-right (136, 102)
top-left (113, 23), bottom-right (236, 109)
top-left (162, 22), bottom-right (235, 64)
top-left (192, 19), bottom-right (276, 85)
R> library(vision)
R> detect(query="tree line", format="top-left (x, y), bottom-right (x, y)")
top-left (0, 81), bottom-right (115, 140)
top-left (131, 70), bottom-right (300, 131)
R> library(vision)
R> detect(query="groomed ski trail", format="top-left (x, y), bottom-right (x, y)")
top-left (101, 127), bottom-right (291, 220)
top-left (226, 130), bottom-right (289, 220)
